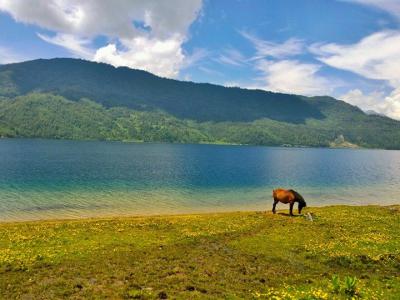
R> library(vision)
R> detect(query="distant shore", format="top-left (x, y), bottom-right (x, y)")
top-left (0, 135), bottom-right (366, 149)
top-left (1, 205), bottom-right (399, 299)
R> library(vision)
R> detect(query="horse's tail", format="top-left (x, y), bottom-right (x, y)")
top-left (289, 189), bottom-right (305, 204)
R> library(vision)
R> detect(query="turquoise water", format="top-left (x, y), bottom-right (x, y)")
top-left (0, 139), bottom-right (399, 221)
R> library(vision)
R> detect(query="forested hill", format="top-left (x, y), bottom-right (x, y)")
top-left (0, 58), bottom-right (322, 123)
top-left (1, 58), bottom-right (400, 149)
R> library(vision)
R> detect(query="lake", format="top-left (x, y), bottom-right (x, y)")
top-left (0, 139), bottom-right (399, 221)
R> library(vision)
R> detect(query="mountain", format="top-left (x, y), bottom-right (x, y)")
top-left (0, 58), bottom-right (323, 123)
top-left (365, 110), bottom-right (386, 117)
top-left (1, 58), bottom-right (400, 149)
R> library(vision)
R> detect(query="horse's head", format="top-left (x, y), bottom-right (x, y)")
top-left (298, 199), bottom-right (307, 214)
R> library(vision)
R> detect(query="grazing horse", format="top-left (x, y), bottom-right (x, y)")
top-left (272, 188), bottom-right (306, 216)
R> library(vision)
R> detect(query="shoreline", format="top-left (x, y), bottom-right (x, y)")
top-left (1, 203), bottom-right (398, 224)
top-left (3, 136), bottom-right (393, 150)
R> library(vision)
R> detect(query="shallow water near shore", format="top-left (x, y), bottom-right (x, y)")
top-left (1, 138), bottom-right (399, 221)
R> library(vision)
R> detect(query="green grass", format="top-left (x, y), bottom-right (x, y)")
top-left (1, 206), bottom-right (399, 299)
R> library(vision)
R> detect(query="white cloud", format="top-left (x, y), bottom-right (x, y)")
top-left (341, 88), bottom-right (400, 120)
top-left (0, 0), bottom-right (203, 77)
top-left (254, 59), bottom-right (332, 95)
top-left (93, 36), bottom-right (185, 78)
top-left (232, 31), bottom-right (334, 95)
top-left (340, 89), bottom-right (385, 111)
top-left (0, 46), bottom-right (28, 64)
top-left (198, 66), bottom-right (223, 77)
top-left (216, 48), bottom-right (248, 66)
top-left (223, 81), bottom-right (243, 88)
top-left (232, 32), bottom-right (331, 95)
top-left (240, 31), bottom-right (304, 59)
top-left (312, 30), bottom-right (400, 87)
top-left (37, 33), bottom-right (94, 58)
top-left (181, 48), bottom-right (209, 69)
top-left (312, 30), bottom-right (400, 118)
top-left (345, 0), bottom-right (400, 18)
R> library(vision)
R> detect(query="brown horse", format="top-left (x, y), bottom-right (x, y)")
top-left (272, 188), bottom-right (306, 216)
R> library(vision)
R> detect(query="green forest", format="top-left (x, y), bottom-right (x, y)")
top-left (1, 93), bottom-right (400, 149)
top-left (1, 58), bottom-right (400, 149)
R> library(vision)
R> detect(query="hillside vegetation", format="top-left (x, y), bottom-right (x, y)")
top-left (1, 206), bottom-right (399, 299)
top-left (1, 58), bottom-right (400, 148)
top-left (1, 93), bottom-right (400, 148)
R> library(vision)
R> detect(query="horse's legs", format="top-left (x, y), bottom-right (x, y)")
top-left (272, 199), bottom-right (278, 214)
top-left (289, 202), bottom-right (294, 216)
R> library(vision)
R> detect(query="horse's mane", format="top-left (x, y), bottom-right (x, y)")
top-left (289, 189), bottom-right (305, 204)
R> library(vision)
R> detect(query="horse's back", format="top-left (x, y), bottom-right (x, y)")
top-left (273, 188), bottom-right (295, 203)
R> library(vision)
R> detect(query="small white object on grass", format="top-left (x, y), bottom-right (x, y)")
top-left (305, 212), bottom-right (314, 221)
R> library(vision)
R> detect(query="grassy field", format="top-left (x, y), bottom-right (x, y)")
top-left (0, 206), bottom-right (399, 299)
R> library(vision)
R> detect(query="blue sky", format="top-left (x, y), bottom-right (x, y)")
top-left (1, 0), bottom-right (400, 119)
